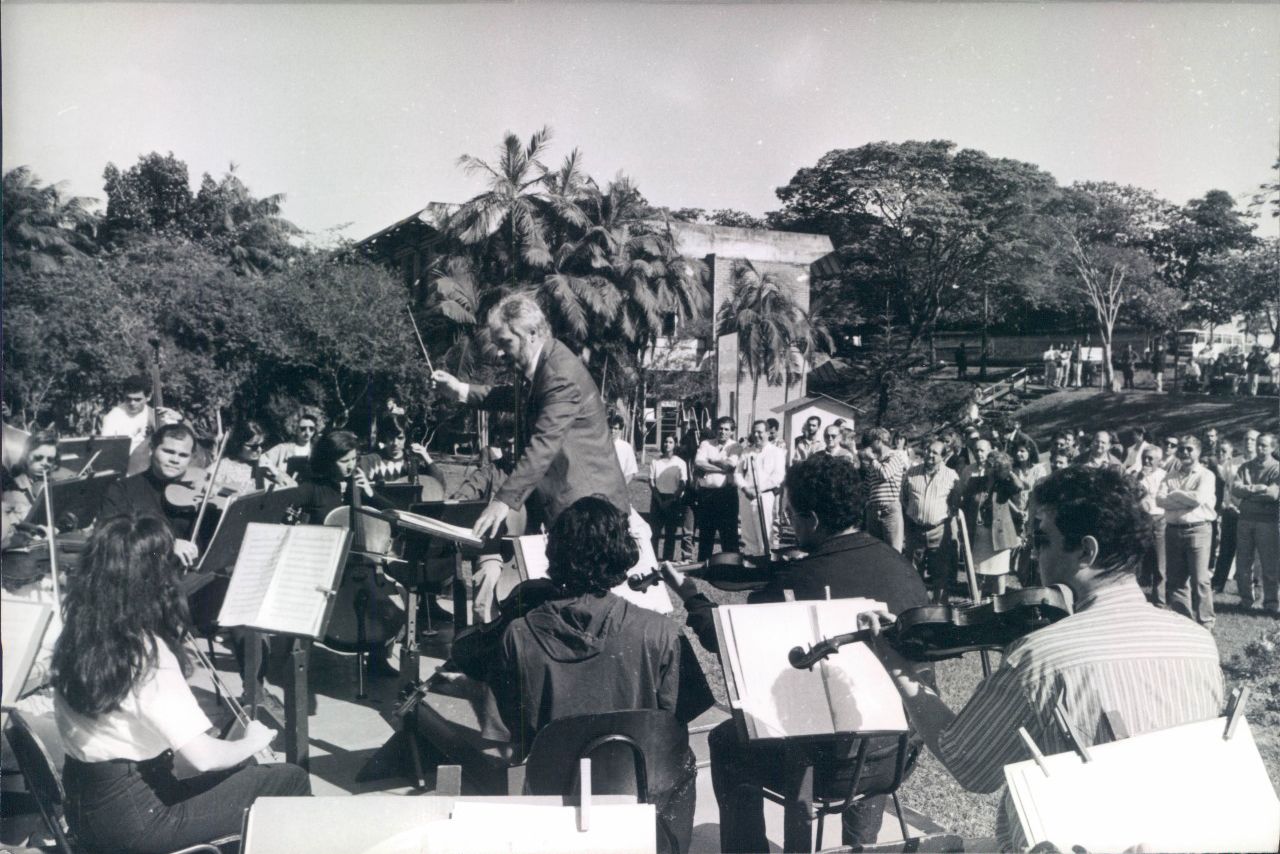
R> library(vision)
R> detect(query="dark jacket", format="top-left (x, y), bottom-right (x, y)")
top-left (99, 469), bottom-right (195, 539)
top-left (466, 338), bottom-right (629, 526)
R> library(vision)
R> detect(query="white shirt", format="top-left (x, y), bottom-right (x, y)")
top-left (1156, 462), bottom-right (1217, 525)
top-left (695, 439), bottom-right (742, 489)
top-left (1139, 467), bottom-right (1167, 518)
top-left (56, 639), bottom-right (212, 762)
top-left (100, 405), bottom-right (152, 453)
top-left (736, 443), bottom-right (786, 494)
top-left (262, 441), bottom-right (311, 472)
top-left (1123, 440), bottom-right (1154, 474)
top-left (648, 455), bottom-right (688, 495)
top-left (613, 438), bottom-right (637, 483)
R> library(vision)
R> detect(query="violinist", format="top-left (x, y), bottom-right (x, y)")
top-left (4, 428), bottom-right (77, 518)
top-left (98, 423), bottom-right (201, 566)
top-left (859, 467), bottom-right (1224, 853)
top-left (52, 515), bottom-right (310, 854)
top-left (213, 420), bottom-right (295, 491)
top-left (661, 453), bottom-right (929, 852)
top-left (357, 413), bottom-right (444, 491)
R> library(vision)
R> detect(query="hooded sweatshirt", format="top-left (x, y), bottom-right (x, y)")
top-left (487, 591), bottom-right (681, 759)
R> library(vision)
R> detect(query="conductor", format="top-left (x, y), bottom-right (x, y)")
top-left (431, 293), bottom-right (636, 539)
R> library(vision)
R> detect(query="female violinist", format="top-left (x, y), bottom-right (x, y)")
top-left (52, 515), bottom-right (310, 854)
top-left (212, 419), bottom-right (295, 492)
top-left (3, 428), bottom-right (77, 519)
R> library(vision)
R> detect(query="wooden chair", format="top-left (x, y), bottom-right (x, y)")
top-left (4, 709), bottom-right (240, 854)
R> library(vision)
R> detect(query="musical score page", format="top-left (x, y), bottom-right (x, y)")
top-left (218, 523), bottom-right (290, 628)
top-left (1, 597), bottom-right (54, 708)
top-left (218, 523), bottom-right (348, 638)
top-left (263, 526), bottom-right (348, 637)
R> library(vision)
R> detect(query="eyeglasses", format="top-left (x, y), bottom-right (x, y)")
top-left (1177, 446), bottom-right (1195, 454)
top-left (297, 425), bottom-right (317, 433)
top-left (243, 442), bottom-right (264, 450)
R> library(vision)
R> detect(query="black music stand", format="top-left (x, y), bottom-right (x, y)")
top-left (23, 471), bottom-right (120, 531)
top-left (56, 435), bottom-right (130, 478)
top-left (376, 483), bottom-right (429, 511)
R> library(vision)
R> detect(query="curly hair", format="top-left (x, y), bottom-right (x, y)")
top-left (1032, 467), bottom-right (1153, 578)
top-left (986, 450), bottom-right (1021, 503)
top-left (545, 496), bottom-right (639, 597)
top-left (1008, 435), bottom-right (1040, 466)
top-left (52, 515), bottom-right (191, 716)
top-left (785, 453), bottom-right (864, 533)
top-left (285, 406), bottom-right (326, 441)
top-left (18, 427), bottom-right (61, 475)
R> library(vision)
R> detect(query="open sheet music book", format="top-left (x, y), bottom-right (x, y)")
top-left (510, 534), bottom-right (673, 615)
top-left (2, 597), bottom-right (55, 708)
top-left (384, 508), bottom-right (484, 549)
top-left (1004, 716), bottom-right (1280, 853)
top-left (217, 523), bottom-right (351, 639)
top-left (713, 598), bottom-right (908, 740)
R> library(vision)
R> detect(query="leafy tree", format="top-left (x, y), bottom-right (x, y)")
top-left (1158, 189), bottom-right (1257, 331)
top-left (101, 152), bottom-right (194, 243)
top-left (716, 264), bottom-right (822, 425)
top-left (1228, 239), bottom-right (1280, 350)
top-left (2, 166), bottom-right (100, 273)
top-left (1249, 156), bottom-right (1280, 220)
top-left (190, 165), bottom-right (301, 274)
top-left (770, 140), bottom-right (1060, 348)
top-left (707, 209), bottom-right (767, 230)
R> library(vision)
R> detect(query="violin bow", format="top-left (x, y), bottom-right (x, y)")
top-left (189, 428), bottom-right (232, 573)
top-left (41, 471), bottom-right (63, 611)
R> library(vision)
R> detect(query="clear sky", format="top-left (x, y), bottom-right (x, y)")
top-left (3, 1), bottom-right (1278, 243)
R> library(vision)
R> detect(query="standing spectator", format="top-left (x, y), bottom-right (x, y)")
top-left (792, 415), bottom-right (822, 463)
top-left (817, 424), bottom-right (855, 461)
top-left (1160, 435), bottom-right (1181, 471)
top-left (1137, 446), bottom-right (1168, 606)
top-left (1246, 345), bottom-right (1268, 396)
top-left (1157, 436), bottom-right (1218, 629)
top-left (1243, 429), bottom-right (1260, 462)
top-left (1076, 430), bottom-right (1123, 471)
top-left (648, 434), bottom-right (688, 562)
top-left (1049, 430), bottom-right (1078, 464)
top-left (1056, 344), bottom-right (1071, 388)
top-left (970, 451), bottom-right (1023, 595)
top-left (735, 420), bottom-right (785, 558)
top-left (1069, 340), bottom-right (1083, 388)
top-left (859, 427), bottom-right (909, 552)
top-left (1209, 440), bottom-right (1239, 594)
top-left (1118, 344), bottom-right (1137, 390)
top-left (1150, 340), bottom-right (1167, 393)
top-left (1185, 357), bottom-right (1202, 393)
top-left (609, 414), bottom-right (637, 486)
top-left (902, 440), bottom-right (960, 602)
top-left (1121, 425), bottom-right (1154, 474)
top-left (694, 417), bottom-right (741, 559)
top-left (1232, 433), bottom-right (1280, 611)
top-left (1081, 340), bottom-right (1096, 388)
top-left (955, 342), bottom-right (969, 380)
top-left (1043, 343), bottom-right (1059, 388)
top-left (1009, 437), bottom-right (1046, 585)
top-left (1202, 427), bottom-right (1220, 460)
top-left (995, 417), bottom-right (1036, 457)
top-left (765, 418), bottom-right (786, 451)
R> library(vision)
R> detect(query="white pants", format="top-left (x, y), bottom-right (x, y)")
top-left (737, 489), bottom-right (776, 557)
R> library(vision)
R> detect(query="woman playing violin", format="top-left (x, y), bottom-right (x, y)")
top-left (3, 428), bottom-right (77, 518)
top-left (212, 419), bottom-right (295, 492)
top-left (52, 515), bottom-right (310, 854)
top-left (98, 423), bottom-right (201, 567)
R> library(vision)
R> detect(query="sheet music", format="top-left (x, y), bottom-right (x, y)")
top-left (1, 597), bottom-right (54, 708)
top-left (515, 534), bottom-right (672, 614)
top-left (716, 599), bottom-right (904, 740)
top-left (264, 526), bottom-right (348, 637)
top-left (218, 523), bottom-right (290, 627)
top-left (388, 509), bottom-right (484, 548)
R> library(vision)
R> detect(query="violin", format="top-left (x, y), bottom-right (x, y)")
top-left (788, 585), bottom-right (1074, 670)
top-left (164, 467), bottom-right (242, 511)
top-left (627, 548), bottom-right (807, 594)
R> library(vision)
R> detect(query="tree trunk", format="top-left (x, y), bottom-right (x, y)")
top-left (750, 373), bottom-right (759, 429)
top-left (979, 288), bottom-right (990, 381)
top-left (1100, 330), bottom-right (1115, 392)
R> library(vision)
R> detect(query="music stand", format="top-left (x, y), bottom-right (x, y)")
top-left (198, 486), bottom-right (305, 574)
top-left (23, 471), bottom-right (120, 531)
top-left (57, 435), bottom-right (130, 478)
top-left (377, 483), bottom-right (428, 511)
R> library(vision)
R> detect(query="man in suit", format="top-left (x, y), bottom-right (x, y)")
top-left (432, 293), bottom-right (633, 539)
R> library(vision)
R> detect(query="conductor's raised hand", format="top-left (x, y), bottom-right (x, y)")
top-left (472, 498), bottom-right (511, 540)
top-left (431, 370), bottom-right (466, 402)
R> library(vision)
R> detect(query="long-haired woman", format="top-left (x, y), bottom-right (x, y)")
top-left (52, 515), bottom-right (309, 854)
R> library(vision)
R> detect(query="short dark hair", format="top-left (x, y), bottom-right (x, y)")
top-left (545, 496), bottom-right (638, 597)
top-left (716, 416), bottom-right (736, 431)
top-left (150, 422), bottom-right (197, 450)
top-left (121, 375), bottom-right (149, 397)
top-left (227, 419), bottom-right (267, 451)
top-left (766, 418), bottom-right (780, 431)
top-left (785, 453), bottom-right (863, 533)
top-left (1032, 467), bottom-right (1152, 578)
top-left (607, 415), bottom-right (626, 431)
top-left (377, 412), bottom-right (408, 441)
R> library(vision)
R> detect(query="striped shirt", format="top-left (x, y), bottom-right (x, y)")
top-left (900, 463), bottom-right (959, 526)
top-left (863, 449), bottom-right (909, 507)
top-left (937, 582), bottom-right (1223, 851)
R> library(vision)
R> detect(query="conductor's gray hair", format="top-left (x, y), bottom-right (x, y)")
top-left (488, 293), bottom-right (550, 340)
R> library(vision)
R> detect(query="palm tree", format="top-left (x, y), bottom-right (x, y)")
top-left (2, 166), bottom-right (99, 272)
top-left (717, 263), bottom-right (823, 425)
top-left (190, 165), bottom-right (300, 275)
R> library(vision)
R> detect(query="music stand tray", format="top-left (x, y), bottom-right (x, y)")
top-left (57, 435), bottom-right (130, 478)
top-left (24, 471), bottom-right (120, 530)
top-left (199, 487), bottom-right (304, 574)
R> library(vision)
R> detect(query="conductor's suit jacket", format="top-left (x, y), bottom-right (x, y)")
top-left (466, 337), bottom-right (629, 526)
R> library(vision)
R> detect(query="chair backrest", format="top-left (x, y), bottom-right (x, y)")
top-left (6, 709), bottom-right (74, 854)
top-left (523, 709), bottom-right (689, 801)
